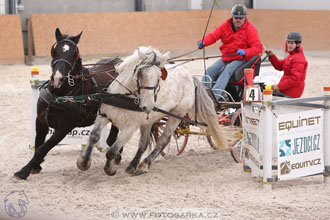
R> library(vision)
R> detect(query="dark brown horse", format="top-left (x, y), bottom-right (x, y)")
top-left (14, 28), bottom-right (121, 180)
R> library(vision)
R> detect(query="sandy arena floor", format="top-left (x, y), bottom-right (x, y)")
top-left (0, 49), bottom-right (330, 220)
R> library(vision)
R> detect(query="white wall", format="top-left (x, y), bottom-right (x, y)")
top-left (0, 0), bottom-right (5, 14)
top-left (190, 0), bottom-right (202, 10)
top-left (253, 0), bottom-right (330, 10)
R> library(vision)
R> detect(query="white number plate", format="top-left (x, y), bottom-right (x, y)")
top-left (243, 86), bottom-right (261, 102)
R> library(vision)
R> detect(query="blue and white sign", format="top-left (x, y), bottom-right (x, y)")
top-left (277, 109), bottom-right (324, 180)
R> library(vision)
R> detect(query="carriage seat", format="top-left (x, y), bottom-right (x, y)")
top-left (229, 55), bottom-right (261, 83)
top-left (225, 54), bottom-right (261, 102)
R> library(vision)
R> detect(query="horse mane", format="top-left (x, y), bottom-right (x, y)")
top-left (115, 48), bottom-right (141, 76)
top-left (116, 46), bottom-right (169, 77)
top-left (110, 46), bottom-right (170, 93)
top-left (75, 57), bottom-right (83, 74)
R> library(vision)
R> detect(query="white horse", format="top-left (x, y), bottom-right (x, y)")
top-left (77, 46), bottom-right (235, 175)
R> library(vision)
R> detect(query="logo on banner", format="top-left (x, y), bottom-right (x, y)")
top-left (244, 148), bottom-right (260, 168)
top-left (279, 139), bottom-right (292, 157)
top-left (244, 148), bottom-right (250, 159)
top-left (280, 161), bottom-right (291, 175)
top-left (278, 116), bottom-right (321, 131)
top-left (280, 159), bottom-right (322, 176)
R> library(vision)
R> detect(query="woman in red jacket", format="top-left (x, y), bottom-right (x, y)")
top-left (265, 32), bottom-right (308, 98)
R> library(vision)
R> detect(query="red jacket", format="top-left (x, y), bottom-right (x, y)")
top-left (269, 47), bottom-right (308, 98)
top-left (202, 18), bottom-right (263, 62)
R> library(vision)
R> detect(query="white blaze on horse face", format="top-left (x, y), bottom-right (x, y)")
top-left (63, 44), bottom-right (70, 52)
top-left (53, 70), bottom-right (63, 88)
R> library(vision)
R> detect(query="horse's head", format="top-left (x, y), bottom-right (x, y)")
top-left (133, 46), bottom-right (170, 113)
top-left (50, 28), bottom-right (82, 89)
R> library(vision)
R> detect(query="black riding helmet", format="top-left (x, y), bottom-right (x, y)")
top-left (286, 31), bottom-right (302, 44)
top-left (231, 4), bottom-right (247, 18)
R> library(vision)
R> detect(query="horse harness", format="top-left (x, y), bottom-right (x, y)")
top-left (40, 58), bottom-right (119, 126)
top-left (49, 54), bottom-right (206, 127)
top-left (39, 80), bottom-right (100, 127)
top-left (51, 38), bottom-right (80, 87)
top-left (132, 52), bottom-right (168, 104)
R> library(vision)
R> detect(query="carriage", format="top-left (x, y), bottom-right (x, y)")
top-left (155, 53), bottom-right (269, 163)
top-left (14, 28), bottom-right (268, 180)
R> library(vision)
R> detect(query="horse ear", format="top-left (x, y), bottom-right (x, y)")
top-left (72, 31), bottom-right (83, 44)
top-left (163, 51), bottom-right (171, 60)
top-left (55, 28), bottom-right (62, 41)
top-left (160, 68), bottom-right (168, 80)
top-left (51, 44), bottom-right (55, 57)
top-left (137, 47), bottom-right (147, 61)
top-left (74, 49), bottom-right (80, 60)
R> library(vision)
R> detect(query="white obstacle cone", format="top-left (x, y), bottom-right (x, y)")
top-left (262, 87), bottom-right (273, 190)
top-left (324, 87), bottom-right (330, 183)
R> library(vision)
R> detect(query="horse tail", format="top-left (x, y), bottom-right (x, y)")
top-left (191, 77), bottom-right (237, 151)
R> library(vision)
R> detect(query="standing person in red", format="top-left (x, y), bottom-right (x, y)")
top-left (265, 32), bottom-right (308, 98)
top-left (198, 4), bottom-right (263, 100)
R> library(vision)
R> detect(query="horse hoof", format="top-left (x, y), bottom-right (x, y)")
top-left (104, 167), bottom-right (117, 176)
top-left (125, 166), bottom-right (136, 175)
top-left (31, 166), bottom-right (42, 174)
top-left (76, 157), bottom-right (91, 171)
top-left (134, 163), bottom-right (148, 175)
top-left (104, 160), bottom-right (118, 176)
top-left (104, 169), bottom-right (117, 176)
top-left (13, 171), bottom-right (27, 180)
top-left (133, 170), bottom-right (146, 176)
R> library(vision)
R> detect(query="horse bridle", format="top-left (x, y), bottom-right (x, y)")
top-left (133, 52), bottom-right (168, 103)
top-left (51, 38), bottom-right (80, 87)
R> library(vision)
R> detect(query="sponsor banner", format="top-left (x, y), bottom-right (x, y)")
top-left (242, 107), bottom-right (263, 176)
top-left (254, 65), bottom-right (283, 85)
top-left (46, 126), bottom-right (94, 145)
top-left (277, 109), bottom-right (324, 180)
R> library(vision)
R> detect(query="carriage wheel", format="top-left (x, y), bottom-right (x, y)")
top-left (229, 108), bottom-right (243, 163)
top-left (206, 136), bottom-right (217, 150)
top-left (153, 116), bottom-right (189, 156)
